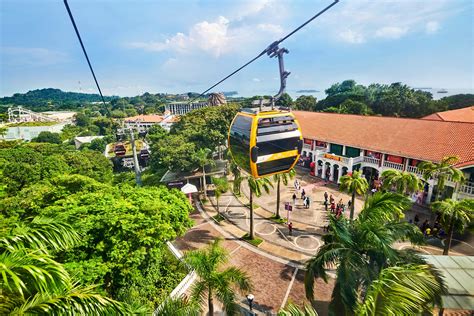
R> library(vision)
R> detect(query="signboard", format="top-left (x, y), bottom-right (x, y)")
top-left (284, 202), bottom-right (293, 211)
top-left (324, 153), bottom-right (342, 161)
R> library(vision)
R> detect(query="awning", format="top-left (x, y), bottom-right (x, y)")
top-left (181, 183), bottom-right (198, 194)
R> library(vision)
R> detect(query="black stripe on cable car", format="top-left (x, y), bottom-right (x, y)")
top-left (257, 137), bottom-right (301, 156)
top-left (256, 130), bottom-right (301, 143)
top-left (257, 156), bottom-right (298, 176)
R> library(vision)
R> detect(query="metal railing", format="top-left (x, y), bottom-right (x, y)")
top-left (459, 182), bottom-right (474, 196)
top-left (407, 165), bottom-right (423, 175)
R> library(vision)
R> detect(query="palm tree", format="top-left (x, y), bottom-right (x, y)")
top-left (1, 216), bottom-right (129, 315)
top-left (0, 126), bottom-right (7, 138)
top-left (194, 148), bottom-right (213, 200)
top-left (418, 156), bottom-right (465, 201)
top-left (431, 198), bottom-right (474, 255)
top-left (154, 295), bottom-right (200, 316)
top-left (339, 170), bottom-right (369, 220)
top-left (212, 176), bottom-right (229, 214)
top-left (356, 264), bottom-right (445, 316)
top-left (305, 192), bottom-right (426, 315)
top-left (207, 92), bottom-right (227, 107)
top-left (278, 303), bottom-right (318, 316)
top-left (247, 176), bottom-right (273, 239)
top-left (273, 169), bottom-right (296, 219)
top-left (185, 238), bottom-right (252, 315)
top-left (381, 169), bottom-right (422, 195)
top-left (284, 264), bottom-right (445, 316)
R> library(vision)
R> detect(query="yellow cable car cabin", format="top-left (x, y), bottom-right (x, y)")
top-left (228, 109), bottom-right (303, 178)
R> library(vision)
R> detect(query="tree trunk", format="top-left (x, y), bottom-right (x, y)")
top-left (276, 178), bottom-right (281, 219)
top-left (203, 166), bottom-right (207, 200)
top-left (349, 191), bottom-right (356, 220)
top-left (208, 287), bottom-right (214, 315)
top-left (250, 190), bottom-right (254, 239)
top-left (443, 218), bottom-right (454, 255)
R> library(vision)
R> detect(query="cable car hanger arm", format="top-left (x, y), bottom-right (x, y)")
top-left (190, 0), bottom-right (339, 103)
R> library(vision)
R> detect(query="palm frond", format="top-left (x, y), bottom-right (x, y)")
top-left (154, 295), bottom-right (201, 316)
top-left (278, 303), bottom-right (318, 316)
top-left (2, 216), bottom-right (80, 253)
top-left (355, 264), bottom-right (446, 316)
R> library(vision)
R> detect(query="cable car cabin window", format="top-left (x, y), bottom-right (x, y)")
top-left (229, 115), bottom-right (252, 173)
top-left (257, 157), bottom-right (296, 176)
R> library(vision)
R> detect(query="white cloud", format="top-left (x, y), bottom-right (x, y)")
top-left (128, 14), bottom-right (284, 57)
top-left (252, 78), bottom-right (261, 82)
top-left (375, 26), bottom-right (409, 39)
top-left (338, 30), bottom-right (365, 44)
top-left (425, 21), bottom-right (440, 34)
top-left (320, 0), bottom-right (456, 44)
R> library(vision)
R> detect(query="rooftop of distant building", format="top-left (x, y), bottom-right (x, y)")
top-left (422, 106), bottom-right (474, 123)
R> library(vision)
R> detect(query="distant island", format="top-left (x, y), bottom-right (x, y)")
top-left (413, 87), bottom-right (432, 90)
top-left (222, 91), bottom-right (238, 97)
top-left (296, 89), bottom-right (319, 93)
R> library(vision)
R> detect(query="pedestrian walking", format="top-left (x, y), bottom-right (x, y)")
top-left (292, 193), bottom-right (297, 205)
top-left (301, 189), bottom-right (306, 200)
top-left (288, 222), bottom-right (293, 236)
top-left (324, 191), bottom-right (328, 202)
top-left (329, 194), bottom-right (334, 204)
top-left (347, 199), bottom-right (352, 209)
top-left (307, 196), bottom-right (311, 209)
top-left (330, 202), bottom-right (336, 213)
top-left (323, 199), bottom-right (328, 211)
top-left (303, 196), bottom-right (308, 208)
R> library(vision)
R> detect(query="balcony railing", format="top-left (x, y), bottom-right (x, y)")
top-left (407, 165), bottom-right (423, 175)
top-left (383, 161), bottom-right (404, 171)
top-left (363, 156), bottom-right (380, 166)
top-left (459, 182), bottom-right (474, 196)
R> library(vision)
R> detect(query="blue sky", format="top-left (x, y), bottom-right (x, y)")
top-left (1, 0), bottom-right (473, 98)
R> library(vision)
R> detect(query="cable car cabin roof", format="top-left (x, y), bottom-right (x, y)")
top-left (239, 107), bottom-right (292, 115)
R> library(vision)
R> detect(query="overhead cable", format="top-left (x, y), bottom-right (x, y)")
top-left (190, 0), bottom-right (339, 102)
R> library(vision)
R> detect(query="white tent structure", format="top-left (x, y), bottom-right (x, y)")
top-left (181, 183), bottom-right (198, 203)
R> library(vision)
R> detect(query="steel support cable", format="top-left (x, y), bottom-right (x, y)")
top-left (63, 0), bottom-right (108, 109)
top-left (190, 0), bottom-right (339, 102)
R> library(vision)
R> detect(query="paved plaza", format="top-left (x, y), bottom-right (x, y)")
top-left (172, 170), bottom-right (473, 315)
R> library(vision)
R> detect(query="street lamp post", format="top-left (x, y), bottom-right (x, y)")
top-left (246, 293), bottom-right (254, 312)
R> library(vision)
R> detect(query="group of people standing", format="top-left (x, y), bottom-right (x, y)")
top-left (293, 179), bottom-right (311, 209)
top-left (324, 191), bottom-right (350, 219)
top-left (413, 214), bottom-right (445, 238)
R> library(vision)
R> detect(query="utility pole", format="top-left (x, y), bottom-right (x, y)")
top-left (129, 127), bottom-right (142, 186)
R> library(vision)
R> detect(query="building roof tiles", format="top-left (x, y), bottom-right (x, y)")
top-left (293, 111), bottom-right (474, 167)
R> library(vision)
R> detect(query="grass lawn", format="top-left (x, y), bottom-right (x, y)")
top-left (241, 233), bottom-right (263, 247)
top-left (270, 215), bottom-right (286, 224)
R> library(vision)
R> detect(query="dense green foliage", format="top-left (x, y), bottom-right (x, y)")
top-left (0, 143), bottom-right (113, 195)
top-left (0, 143), bottom-right (194, 310)
top-left (1, 216), bottom-right (131, 315)
top-left (31, 131), bottom-right (62, 144)
top-left (150, 103), bottom-right (240, 172)
top-left (0, 88), bottom-right (115, 110)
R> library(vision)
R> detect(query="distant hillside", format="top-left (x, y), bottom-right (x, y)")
top-left (0, 88), bottom-right (116, 109)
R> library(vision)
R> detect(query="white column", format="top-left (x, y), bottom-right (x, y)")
top-left (348, 158), bottom-right (354, 172)
top-left (426, 182), bottom-right (434, 204)
top-left (322, 163), bottom-right (327, 179)
top-left (403, 158), bottom-right (409, 172)
top-left (342, 146), bottom-right (347, 156)
top-left (329, 164), bottom-right (334, 181)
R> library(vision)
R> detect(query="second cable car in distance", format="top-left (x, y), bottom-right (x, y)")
top-left (228, 42), bottom-right (303, 178)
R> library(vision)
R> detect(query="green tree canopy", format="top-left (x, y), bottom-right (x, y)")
top-left (31, 131), bottom-right (62, 144)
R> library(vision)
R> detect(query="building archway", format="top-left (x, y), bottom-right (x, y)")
top-left (317, 160), bottom-right (323, 177)
top-left (324, 162), bottom-right (331, 180)
top-left (333, 164), bottom-right (340, 183)
top-left (362, 166), bottom-right (379, 188)
top-left (342, 166), bottom-right (349, 177)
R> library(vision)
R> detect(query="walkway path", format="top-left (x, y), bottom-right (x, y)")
top-left (172, 204), bottom-right (335, 315)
